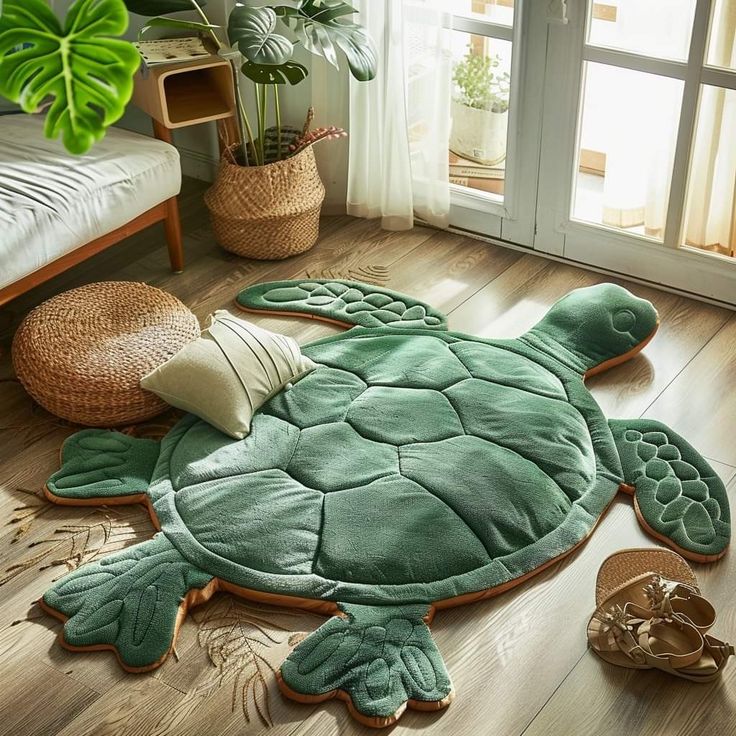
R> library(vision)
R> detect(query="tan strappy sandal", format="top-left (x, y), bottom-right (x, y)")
top-left (595, 548), bottom-right (716, 632)
top-left (588, 547), bottom-right (733, 682)
top-left (588, 601), bottom-right (704, 674)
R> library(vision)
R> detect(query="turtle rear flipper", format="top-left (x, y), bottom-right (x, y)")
top-left (610, 419), bottom-right (731, 562)
top-left (236, 279), bottom-right (448, 331)
top-left (279, 603), bottom-right (453, 728)
top-left (41, 534), bottom-right (213, 671)
top-left (46, 430), bottom-right (160, 504)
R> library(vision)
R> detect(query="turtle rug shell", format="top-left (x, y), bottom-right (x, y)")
top-left (38, 281), bottom-right (731, 728)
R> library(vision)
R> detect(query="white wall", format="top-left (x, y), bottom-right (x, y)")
top-left (50, 0), bottom-right (349, 211)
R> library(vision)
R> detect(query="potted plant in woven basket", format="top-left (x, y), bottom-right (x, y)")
top-left (132, 0), bottom-right (377, 259)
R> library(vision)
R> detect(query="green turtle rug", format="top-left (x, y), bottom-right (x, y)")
top-left (39, 281), bottom-right (730, 728)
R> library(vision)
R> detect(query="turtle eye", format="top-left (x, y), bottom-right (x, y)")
top-left (612, 309), bottom-right (636, 333)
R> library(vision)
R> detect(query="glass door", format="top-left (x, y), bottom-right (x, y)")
top-left (442, 1), bottom-right (542, 244)
top-left (535, 0), bottom-right (736, 304)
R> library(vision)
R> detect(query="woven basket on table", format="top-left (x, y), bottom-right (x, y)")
top-left (204, 144), bottom-right (325, 260)
top-left (12, 282), bottom-right (200, 426)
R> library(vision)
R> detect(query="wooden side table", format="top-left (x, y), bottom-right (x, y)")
top-left (131, 55), bottom-right (240, 151)
top-left (130, 55), bottom-right (240, 271)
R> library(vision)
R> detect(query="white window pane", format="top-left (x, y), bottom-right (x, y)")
top-left (683, 86), bottom-right (736, 257)
top-left (446, 0), bottom-right (514, 27)
top-left (587, 0), bottom-right (696, 61)
top-left (706, 0), bottom-right (736, 70)
top-left (572, 63), bottom-right (683, 240)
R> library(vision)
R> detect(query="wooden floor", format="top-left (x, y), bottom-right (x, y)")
top-left (1, 179), bottom-right (734, 736)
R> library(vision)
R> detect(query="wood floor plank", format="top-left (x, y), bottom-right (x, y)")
top-left (52, 677), bottom-right (190, 736)
top-left (0, 650), bottom-right (99, 736)
top-left (383, 229), bottom-right (521, 313)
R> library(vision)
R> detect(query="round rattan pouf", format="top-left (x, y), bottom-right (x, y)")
top-left (12, 282), bottom-right (200, 426)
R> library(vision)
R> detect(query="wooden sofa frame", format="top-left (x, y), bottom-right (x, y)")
top-left (0, 195), bottom-right (183, 307)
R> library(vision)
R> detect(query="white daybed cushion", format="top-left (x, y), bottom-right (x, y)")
top-left (0, 115), bottom-right (181, 291)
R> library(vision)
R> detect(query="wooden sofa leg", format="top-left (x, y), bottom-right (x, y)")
top-left (163, 196), bottom-right (184, 273)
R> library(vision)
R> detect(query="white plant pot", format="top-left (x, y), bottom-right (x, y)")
top-left (450, 100), bottom-right (508, 166)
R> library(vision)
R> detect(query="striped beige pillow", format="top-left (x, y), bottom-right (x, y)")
top-left (141, 310), bottom-right (316, 438)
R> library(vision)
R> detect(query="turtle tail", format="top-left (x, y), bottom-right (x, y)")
top-left (235, 280), bottom-right (448, 331)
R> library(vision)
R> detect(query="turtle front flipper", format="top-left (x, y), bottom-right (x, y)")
top-left (609, 419), bottom-right (731, 562)
top-left (41, 533), bottom-right (214, 671)
top-left (236, 279), bottom-right (448, 331)
top-left (45, 429), bottom-right (160, 505)
top-left (278, 603), bottom-right (453, 727)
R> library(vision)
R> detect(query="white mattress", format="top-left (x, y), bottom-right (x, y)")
top-left (0, 115), bottom-right (181, 291)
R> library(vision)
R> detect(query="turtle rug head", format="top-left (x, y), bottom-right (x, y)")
top-left (37, 278), bottom-right (729, 729)
top-left (525, 283), bottom-right (659, 375)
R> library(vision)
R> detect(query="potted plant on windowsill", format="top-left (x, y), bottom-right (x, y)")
top-left (133, 0), bottom-right (377, 259)
top-left (450, 48), bottom-right (510, 167)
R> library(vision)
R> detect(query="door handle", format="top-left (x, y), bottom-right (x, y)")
top-left (547, 0), bottom-right (569, 24)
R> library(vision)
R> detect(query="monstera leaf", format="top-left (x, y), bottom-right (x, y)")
top-left (139, 16), bottom-right (220, 38)
top-left (276, 0), bottom-right (377, 81)
top-left (240, 58), bottom-right (308, 85)
top-left (0, 0), bottom-right (140, 155)
top-left (124, 0), bottom-right (208, 14)
top-left (228, 5), bottom-right (294, 67)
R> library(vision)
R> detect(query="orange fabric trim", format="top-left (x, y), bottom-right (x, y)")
top-left (38, 566), bottom-right (340, 674)
top-left (632, 495), bottom-right (728, 564)
top-left (40, 468), bottom-right (681, 723)
top-left (433, 488), bottom-right (619, 610)
top-left (275, 671), bottom-right (454, 729)
top-left (234, 301), bottom-right (355, 329)
top-left (43, 485), bottom-right (161, 531)
top-left (618, 482), bottom-right (636, 496)
top-left (583, 320), bottom-right (660, 379)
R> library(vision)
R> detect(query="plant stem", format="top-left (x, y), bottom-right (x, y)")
top-left (233, 81), bottom-right (250, 166)
top-left (240, 103), bottom-right (257, 165)
top-left (189, 0), bottom-right (260, 166)
top-left (274, 85), bottom-right (282, 161)
top-left (189, 0), bottom-right (221, 50)
top-left (258, 83), bottom-right (267, 165)
top-left (254, 83), bottom-right (261, 163)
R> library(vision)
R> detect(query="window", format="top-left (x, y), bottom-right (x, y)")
top-left (445, 2), bottom-right (515, 202)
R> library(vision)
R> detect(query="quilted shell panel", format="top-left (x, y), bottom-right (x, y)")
top-left (166, 330), bottom-right (604, 588)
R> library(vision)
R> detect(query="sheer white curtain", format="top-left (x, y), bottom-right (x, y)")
top-left (684, 0), bottom-right (736, 255)
top-left (347, 0), bottom-right (451, 230)
top-left (598, 0), bottom-right (693, 237)
top-left (600, 0), bottom-right (736, 251)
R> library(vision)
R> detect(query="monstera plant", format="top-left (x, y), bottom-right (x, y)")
top-left (0, 0), bottom-right (140, 154)
top-left (135, 0), bottom-right (377, 165)
top-left (0, 0), bottom-right (375, 163)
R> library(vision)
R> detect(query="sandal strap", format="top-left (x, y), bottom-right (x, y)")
top-left (644, 576), bottom-right (695, 616)
top-left (634, 614), bottom-right (703, 670)
top-left (703, 634), bottom-right (735, 661)
top-left (643, 575), bottom-right (716, 632)
top-left (594, 602), bottom-right (703, 671)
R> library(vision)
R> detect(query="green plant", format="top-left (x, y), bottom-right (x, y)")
top-left (136, 0), bottom-right (377, 166)
top-left (0, 0), bottom-right (141, 154)
top-left (0, 0), bottom-right (374, 160)
top-left (453, 48), bottom-right (510, 114)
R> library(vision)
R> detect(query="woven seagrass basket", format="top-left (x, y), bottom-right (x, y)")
top-left (204, 144), bottom-right (325, 260)
top-left (12, 282), bottom-right (200, 426)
